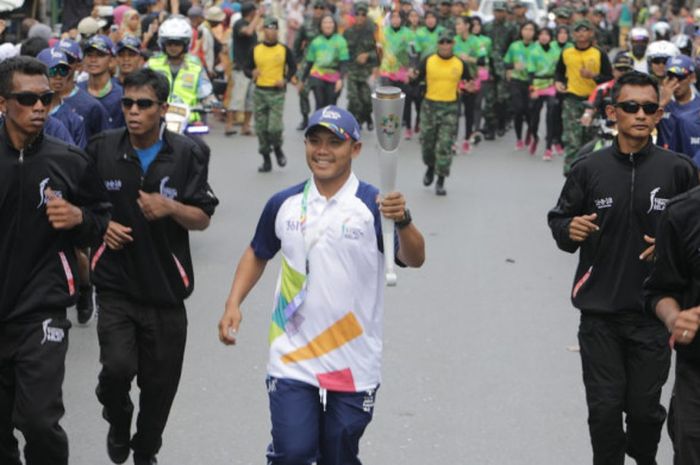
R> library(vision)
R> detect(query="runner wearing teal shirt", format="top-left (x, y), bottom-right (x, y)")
top-left (504, 21), bottom-right (536, 151)
top-left (405, 8), bottom-right (423, 137)
top-left (304, 15), bottom-right (350, 109)
top-left (550, 25), bottom-right (571, 156)
top-left (454, 16), bottom-right (481, 153)
top-left (527, 28), bottom-right (562, 160)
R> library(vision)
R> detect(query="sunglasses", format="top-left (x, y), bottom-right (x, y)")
top-left (438, 39), bottom-right (453, 44)
top-left (121, 97), bottom-right (162, 109)
top-left (667, 72), bottom-right (690, 81)
top-left (615, 101), bottom-right (660, 115)
top-left (313, 5), bottom-right (324, 9)
top-left (9, 91), bottom-right (54, 106)
top-left (164, 40), bottom-right (185, 47)
top-left (48, 65), bottom-right (70, 78)
top-left (650, 57), bottom-right (668, 65)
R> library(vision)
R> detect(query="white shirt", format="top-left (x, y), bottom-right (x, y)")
top-left (251, 173), bottom-right (397, 392)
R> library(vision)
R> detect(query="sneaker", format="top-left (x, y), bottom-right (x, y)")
top-left (515, 140), bottom-right (525, 151)
top-left (423, 166), bottom-right (435, 186)
top-left (470, 132), bottom-right (482, 146)
top-left (107, 424), bottom-right (130, 464)
top-left (77, 285), bottom-right (95, 325)
top-left (133, 455), bottom-right (157, 465)
top-left (367, 120), bottom-right (374, 131)
top-left (483, 131), bottom-right (495, 141)
top-left (528, 138), bottom-right (538, 156)
top-left (461, 140), bottom-right (471, 154)
top-left (404, 128), bottom-right (413, 140)
top-left (543, 149), bottom-right (553, 161)
top-left (554, 143), bottom-right (564, 156)
top-left (435, 176), bottom-right (446, 196)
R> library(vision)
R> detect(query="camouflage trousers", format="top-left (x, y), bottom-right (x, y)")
top-left (482, 71), bottom-right (511, 131)
top-left (254, 88), bottom-right (285, 155)
top-left (420, 99), bottom-right (459, 177)
top-left (562, 95), bottom-right (594, 175)
top-left (346, 77), bottom-right (373, 126)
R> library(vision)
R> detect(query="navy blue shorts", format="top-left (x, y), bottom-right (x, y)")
top-left (266, 377), bottom-right (379, 465)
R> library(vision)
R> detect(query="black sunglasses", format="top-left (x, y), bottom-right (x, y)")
top-left (9, 91), bottom-right (54, 106)
top-left (438, 39), bottom-right (453, 44)
top-left (650, 56), bottom-right (668, 65)
top-left (667, 72), bottom-right (690, 81)
top-left (313, 5), bottom-right (325, 9)
top-left (615, 101), bottom-right (660, 115)
top-left (48, 65), bottom-right (70, 78)
top-left (121, 97), bottom-right (162, 109)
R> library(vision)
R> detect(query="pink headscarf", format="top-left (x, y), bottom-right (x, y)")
top-left (113, 4), bottom-right (131, 26)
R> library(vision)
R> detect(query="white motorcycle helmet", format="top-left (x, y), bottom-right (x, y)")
top-left (629, 26), bottom-right (650, 43)
top-left (672, 34), bottom-right (692, 56)
top-left (652, 21), bottom-right (671, 41)
top-left (158, 15), bottom-right (193, 50)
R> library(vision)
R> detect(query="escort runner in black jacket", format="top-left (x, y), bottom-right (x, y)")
top-left (547, 72), bottom-right (698, 465)
top-left (0, 56), bottom-right (111, 465)
top-left (644, 186), bottom-right (700, 464)
top-left (0, 130), bottom-right (111, 322)
top-left (88, 128), bottom-right (217, 305)
top-left (86, 68), bottom-right (218, 465)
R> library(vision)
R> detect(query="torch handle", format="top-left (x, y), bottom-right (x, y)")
top-left (378, 148), bottom-right (399, 286)
top-left (381, 217), bottom-right (397, 286)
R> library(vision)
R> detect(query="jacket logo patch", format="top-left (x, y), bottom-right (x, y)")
top-left (341, 218), bottom-right (364, 240)
top-left (104, 179), bottom-right (123, 191)
top-left (37, 177), bottom-right (62, 208)
top-left (648, 187), bottom-right (668, 213)
top-left (159, 176), bottom-right (178, 199)
top-left (41, 318), bottom-right (65, 345)
top-left (691, 137), bottom-right (700, 145)
top-left (594, 197), bottom-right (613, 209)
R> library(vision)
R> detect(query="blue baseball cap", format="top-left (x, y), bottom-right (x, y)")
top-left (83, 34), bottom-right (115, 56)
top-left (305, 105), bottom-right (361, 141)
top-left (667, 54), bottom-right (695, 76)
top-left (37, 47), bottom-right (70, 68)
top-left (116, 36), bottom-right (142, 54)
top-left (55, 38), bottom-right (82, 61)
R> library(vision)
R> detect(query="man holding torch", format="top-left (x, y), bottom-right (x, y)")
top-left (218, 105), bottom-right (424, 465)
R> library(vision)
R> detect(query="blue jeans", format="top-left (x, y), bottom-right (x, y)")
top-left (266, 377), bottom-right (378, 465)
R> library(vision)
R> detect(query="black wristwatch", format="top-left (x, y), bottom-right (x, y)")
top-left (395, 209), bottom-right (412, 229)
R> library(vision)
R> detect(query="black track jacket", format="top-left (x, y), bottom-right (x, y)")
top-left (0, 128), bottom-right (111, 323)
top-left (548, 138), bottom-right (698, 318)
top-left (87, 128), bottom-right (218, 306)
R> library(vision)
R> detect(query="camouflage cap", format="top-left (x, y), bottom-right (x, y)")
top-left (355, 1), bottom-right (369, 11)
top-left (492, 1), bottom-right (508, 11)
top-left (263, 16), bottom-right (279, 28)
top-left (573, 18), bottom-right (593, 30)
top-left (438, 29), bottom-right (455, 41)
top-left (555, 6), bottom-right (572, 18)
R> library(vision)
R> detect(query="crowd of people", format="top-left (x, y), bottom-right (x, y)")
top-left (3, 0), bottom-right (700, 464)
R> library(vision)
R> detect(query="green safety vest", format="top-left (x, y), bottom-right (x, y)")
top-left (148, 54), bottom-right (202, 122)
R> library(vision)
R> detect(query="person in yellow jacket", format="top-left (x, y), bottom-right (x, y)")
top-left (417, 29), bottom-right (473, 196)
top-left (147, 15), bottom-right (217, 122)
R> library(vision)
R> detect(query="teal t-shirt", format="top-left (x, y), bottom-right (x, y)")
top-left (527, 42), bottom-right (562, 89)
top-left (135, 140), bottom-right (163, 173)
top-left (306, 33), bottom-right (350, 79)
top-left (415, 25), bottom-right (445, 60)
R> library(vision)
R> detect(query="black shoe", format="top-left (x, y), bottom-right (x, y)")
top-left (273, 146), bottom-right (287, 167)
top-left (133, 454), bottom-right (157, 465)
top-left (258, 152), bottom-right (272, 172)
top-left (435, 176), bottom-right (446, 196)
top-left (423, 167), bottom-right (435, 186)
top-left (107, 424), bottom-right (130, 464)
top-left (496, 127), bottom-right (506, 137)
top-left (296, 116), bottom-right (308, 131)
top-left (77, 285), bottom-right (95, 325)
top-left (367, 118), bottom-right (374, 131)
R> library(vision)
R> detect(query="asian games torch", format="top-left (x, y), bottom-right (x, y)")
top-left (372, 86), bottom-right (405, 287)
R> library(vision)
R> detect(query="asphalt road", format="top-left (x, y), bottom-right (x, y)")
top-left (57, 91), bottom-right (675, 465)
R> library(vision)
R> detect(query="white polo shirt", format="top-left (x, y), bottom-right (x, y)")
top-left (251, 173), bottom-right (399, 392)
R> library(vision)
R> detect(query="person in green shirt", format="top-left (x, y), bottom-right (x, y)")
top-left (454, 16), bottom-right (480, 153)
top-left (405, 8), bottom-right (423, 137)
top-left (379, 9), bottom-right (413, 136)
top-left (504, 20), bottom-right (536, 151)
top-left (415, 11), bottom-right (445, 61)
top-left (527, 27), bottom-right (562, 160)
top-left (550, 24), bottom-right (572, 156)
top-left (303, 15), bottom-right (350, 109)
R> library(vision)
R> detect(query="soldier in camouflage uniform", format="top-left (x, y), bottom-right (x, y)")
top-left (437, 0), bottom-right (456, 31)
top-left (247, 17), bottom-right (298, 172)
top-left (343, 2), bottom-right (377, 129)
top-left (418, 29), bottom-right (471, 196)
top-left (482, 1), bottom-right (516, 140)
top-left (293, 0), bottom-right (324, 130)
